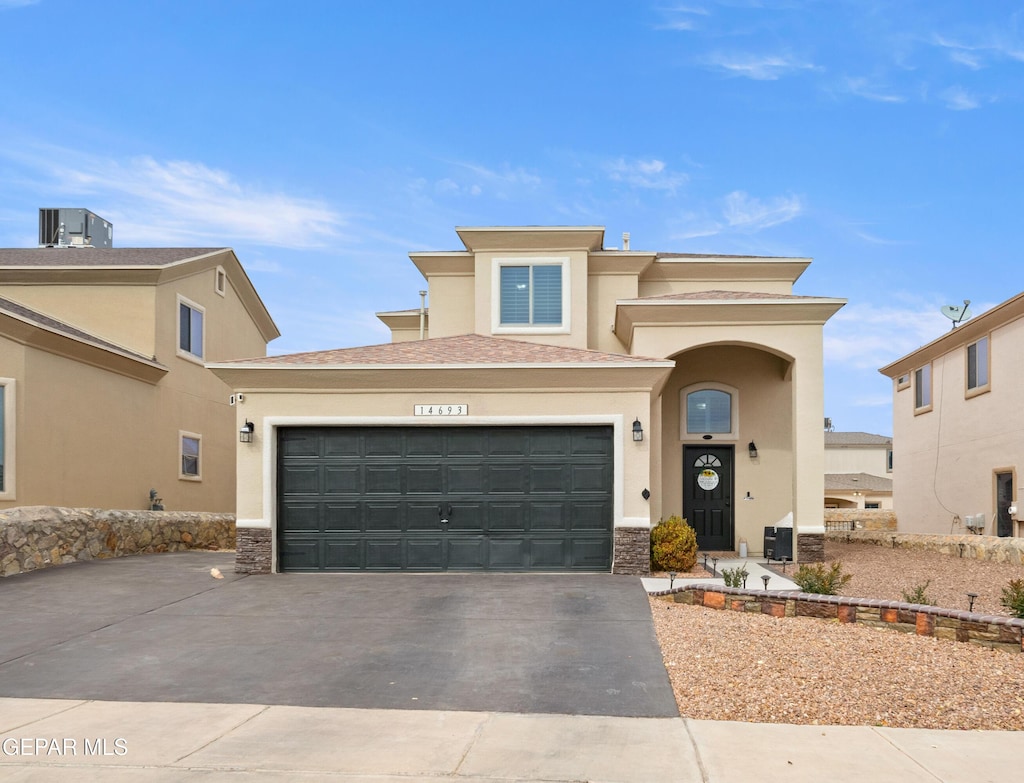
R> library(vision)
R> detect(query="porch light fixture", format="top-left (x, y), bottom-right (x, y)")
top-left (748, 441), bottom-right (758, 459)
top-left (632, 418), bottom-right (643, 442)
top-left (239, 420), bottom-right (255, 443)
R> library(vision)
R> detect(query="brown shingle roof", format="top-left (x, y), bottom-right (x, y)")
top-left (0, 295), bottom-right (162, 365)
top-left (0, 248), bottom-right (226, 267)
top-left (825, 473), bottom-right (893, 492)
top-left (825, 431), bottom-right (893, 446)
top-left (629, 290), bottom-right (823, 302)
top-left (222, 333), bottom-right (671, 367)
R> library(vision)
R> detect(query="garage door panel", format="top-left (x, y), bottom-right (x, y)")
top-left (571, 538), bottom-right (612, 568)
top-left (324, 503), bottom-right (361, 532)
top-left (280, 465), bottom-right (319, 495)
top-left (366, 465), bottom-right (402, 493)
top-left (279, 503), bottom-right (319, 533)
top-left (407, 465), bottom-right (443, 494)
top-left (323, 539), bottom-right (362, 569)
top-left (406, 539), bottom-right (444, 569)
top-left (488, 538), bottom-right (526, 568)
top-left (324, 466), bottom-right (360, 494)
top-left (489, 464), bottom-right (526, 493)
top-left (490, 503), bottom-right (526, 531)
top-left (449, 465), bottom-right (485, 494)
top-left (278, 425), bottom-right (612, 572)
top-left (530, 464), bottom-right (568, 493)
top-left (279, 539), bottom-right (320, 570)
top-left (365, 503), bottom-right (402, 531)
top-left (448, 537), bottom-right (487, 569)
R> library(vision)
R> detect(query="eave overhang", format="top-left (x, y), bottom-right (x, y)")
top-left (455, 226), bottom-right (606, 253)
top-left (643, 256), bottom-right (812, 285)
top-left (376, 309), bottom-right (429, 330)
top-left (614, 296), bottom-right (847, 343)
top-left (879, 290), bottom-right (1024, 379)
top-left (409, 252), bottom-right (474, 279)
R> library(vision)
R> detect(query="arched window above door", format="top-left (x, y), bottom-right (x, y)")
top-left (681, 382), bottom-right (739, 440)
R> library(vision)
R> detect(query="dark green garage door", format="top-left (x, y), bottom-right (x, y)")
top-left (277, 425), bottom-right (613, 571)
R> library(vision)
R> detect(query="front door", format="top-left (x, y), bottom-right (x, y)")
top-left (683, 446), bottom-right (734, 551)
top-left (996, 472), bottom-right (1014, 538)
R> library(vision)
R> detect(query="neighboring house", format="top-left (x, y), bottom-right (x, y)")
top-left (0, 247), bottom-right (279, 512)
top-left (824, 431), bottom-right (893, 509)
top-left (210, 226), bottom-right (845, 574)
top-left (879, 292), bottom-right (1023, 537)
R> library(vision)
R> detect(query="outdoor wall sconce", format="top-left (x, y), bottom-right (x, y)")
top-left (748, 440), bottom-right (758, 459)
top-left (239, 420), bottom-right (255, 443)
top-left (632, 418), bottom-right (643, 442)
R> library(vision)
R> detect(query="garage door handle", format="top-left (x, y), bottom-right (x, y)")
top-left (438, 504), bottom-right (452, 524)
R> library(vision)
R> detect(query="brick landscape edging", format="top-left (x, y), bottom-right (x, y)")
top-left (651, 584), bottom-right (1024, 654)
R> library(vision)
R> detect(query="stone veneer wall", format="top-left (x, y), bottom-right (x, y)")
top-left (825, 530), bottom-right (1024, 564)
top-left (654, 585), bottom-right (1024, 654)
top-left (824, 509), bottom-right (897, 531)
top-left (796, 533), bottom-right (825, 563)
top-left (236, 527), bottom-right (272, 574)
top-left (613, 527), bottom-right (650, 575)
top-left (0, 506), bottom-right (234, 577)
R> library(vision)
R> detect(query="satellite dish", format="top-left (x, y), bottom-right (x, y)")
top-left (940, 299), bottom-right (971, 329)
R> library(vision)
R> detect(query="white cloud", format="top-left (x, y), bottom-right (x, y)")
top-left (654, 4), bottom-right (709, 30)
top-left (703, 52), bottom-right (818, 81)
top-left (4, 145), bottom-right (345, 248)
top-left (843, 77), bottom-right (906, 104)
top-left (604, 158), bottom-right (688, 193)
top-left (450, 161), bottom-right (542, 187)
top-left (722, 191), bottom-right (802, 231)
top-left (940, 85), bottom-right (980, 110)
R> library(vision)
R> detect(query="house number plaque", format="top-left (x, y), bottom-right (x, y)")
top-left (414, 404), bottom-right (468, 416)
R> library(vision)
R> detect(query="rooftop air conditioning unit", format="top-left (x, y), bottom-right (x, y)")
top-left (38, 208), bottom-right (113, 248)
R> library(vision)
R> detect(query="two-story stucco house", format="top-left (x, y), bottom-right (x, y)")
top-left (824, 431), bottom-right (893, 510)
top-left (0, 247), bottom-right (279, 512)
top-left (210, 226), bottom-right (845, 574)
top-left (880, 292), bottom-right (1023, 537)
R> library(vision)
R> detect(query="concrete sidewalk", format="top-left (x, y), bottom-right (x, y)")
top-left (1, 698), bottom-right (1021, 782)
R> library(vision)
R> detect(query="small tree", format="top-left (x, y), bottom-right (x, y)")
top-left (1001, 579), bottom-right (1024, 619)
top-left (792, 561), bottom-right (852, 595)
top-left (650, 516), bottom-right (698, 572)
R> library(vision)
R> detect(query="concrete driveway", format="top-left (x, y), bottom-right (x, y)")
top-left (0, 552), bottom-right (678, 718)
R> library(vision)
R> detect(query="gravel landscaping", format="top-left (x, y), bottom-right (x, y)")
top-left (650, 541), bottom-right (1024, 730)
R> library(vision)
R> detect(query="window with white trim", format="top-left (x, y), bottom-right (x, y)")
top-left (914, 364), bottom-right (931, 412)
top-left (681, 382), bottom-right (739, 439)
top-left (491, 257), bottom-right (570, 334)
top-left (178, 296), bottom-right (205, 360)
top-left (0, 379), bottom-right (13, 497)
top-left (180, 432), bottom-right (201, 480)
top-left (966, 336), bottom-right (989, 394)
top-left (215, 266), bottom-right (227, 297)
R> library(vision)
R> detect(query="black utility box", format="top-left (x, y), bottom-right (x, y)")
top-left (763, 526), bottom-right (793, 561)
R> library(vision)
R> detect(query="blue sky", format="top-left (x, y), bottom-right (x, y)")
top-left (2, 1), bottom-right (1022, 437)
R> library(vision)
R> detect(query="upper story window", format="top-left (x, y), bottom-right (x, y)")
top-left (966, 335), bottom-right (989, 396)
top-left (914, 364), bottom-right (932, 413)
top-left (491, 257), bottom-right (570, 334)
top-left (681, 382), bottom-right (739, 439)
top-left (178, 295), bottom-right (205, 361)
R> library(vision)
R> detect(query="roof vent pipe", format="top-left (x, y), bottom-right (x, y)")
top-left (419, 290), bottom-right (427, 340)
top-left (622, 232), bottom-right (630, 251)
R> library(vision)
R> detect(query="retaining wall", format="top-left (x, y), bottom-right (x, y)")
top-left (0, 506), bottom-right (235, 577)
top-left (654, 584), bottom-right (1024, 654)
top-left (824, 509), bottom-right (897, 531)
top-left (825, 529), bottom-right (1024, 564)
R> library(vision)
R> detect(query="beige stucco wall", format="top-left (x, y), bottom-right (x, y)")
top-left (825, 446), bottom-right (891, 476)
top-left (824, 491), bottom-right (893, 510)
top-left (427, 276), bottom-right (474, 337)
top-left (231, 386), bottom-right (656, 568)
top-left (637, 279), bottom-right (795, 298)
top-left (0, 284), bottom-right (158, 357)
top-left (892, 316), bottom-right (1024, 535)
top-left (587, 274), bottom-right (635, 354)
top-left (0, 264), bottom-right (271, 513)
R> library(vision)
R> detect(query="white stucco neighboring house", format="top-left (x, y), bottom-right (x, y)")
top-left (210, 226), bottom-right (845, 574)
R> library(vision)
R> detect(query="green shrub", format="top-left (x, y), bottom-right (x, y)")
top-left (901, 580), bottom-right (934, 605)
top-left (721, 565), bottom-right (749, 588)
top-left (650, 516), bottom-right (698, 572)
top-left (792, 561), bottom-right (852, 595)
top-left (1001, 579), bottom-right (1024, 619)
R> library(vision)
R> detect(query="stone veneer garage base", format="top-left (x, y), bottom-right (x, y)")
top-left (653, 585), bottom-right (1024, 654)
top-left (236, 527), bottom-right (272, 573)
